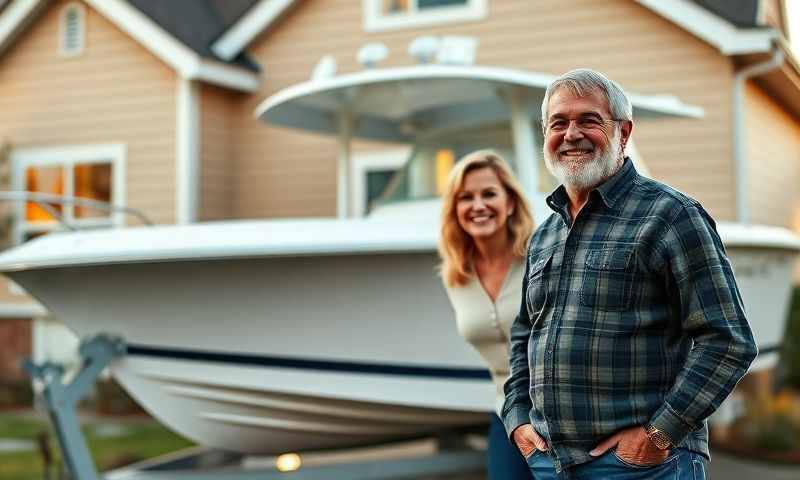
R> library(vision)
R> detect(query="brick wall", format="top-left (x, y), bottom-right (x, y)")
top-left (0, 319), bottom-right (31, 381)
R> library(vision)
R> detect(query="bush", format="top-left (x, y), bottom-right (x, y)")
top-left (784, 286), bottom-right (800, 387)
top-left (0, 380), bottom-right (33, 408)
top-left (89, 379), bottom-right (145, 416)
top-left (752, 414), bottom-right (800, 452)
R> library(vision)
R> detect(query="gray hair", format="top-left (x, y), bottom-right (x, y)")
top-left (540, 69), bottom-right (633, 130)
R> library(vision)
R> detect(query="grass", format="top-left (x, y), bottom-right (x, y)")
top-left (0, 410), bottom-right (194, 480)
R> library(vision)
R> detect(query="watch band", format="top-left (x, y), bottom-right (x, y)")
top-left (645, 424), bottom-right (673, 450)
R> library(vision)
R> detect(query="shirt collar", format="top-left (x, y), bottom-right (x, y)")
top-left (546, 157), bottom-right (637, 214)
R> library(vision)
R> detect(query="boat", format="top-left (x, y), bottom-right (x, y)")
top-left (0, 60), bottom-right (795, 454)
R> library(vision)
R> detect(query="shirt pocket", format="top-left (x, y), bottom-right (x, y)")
top-left (580, 247), bottom-right (634, 311)
top-left (526, 251), bottom-right (553, 322)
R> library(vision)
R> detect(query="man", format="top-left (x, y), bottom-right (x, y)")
top-left (502, 68), bottom-right (757, 479)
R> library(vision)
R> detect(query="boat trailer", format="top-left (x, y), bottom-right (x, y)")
top-left (24, 335), bottom-right (488, 480)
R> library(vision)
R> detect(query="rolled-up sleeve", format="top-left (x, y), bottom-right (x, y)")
top-left (649, 203), bottom-right (758, 445)
top-left (502, 256), bottom-right (533, 439)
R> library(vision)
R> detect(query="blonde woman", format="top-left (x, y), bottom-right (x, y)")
top-left (439, 150), bottom-right (535, 479)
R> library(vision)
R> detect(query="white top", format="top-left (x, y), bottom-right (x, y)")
top-left (444, 259), bottom-right (525, 415)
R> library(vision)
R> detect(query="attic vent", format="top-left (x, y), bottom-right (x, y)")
top-left (60, 3), bottom-right (85, 56)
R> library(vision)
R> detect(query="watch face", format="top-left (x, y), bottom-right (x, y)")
top-left (651, 432), bottom-right (671, 449)
top-left (646, 426), bottom-right (672, 449)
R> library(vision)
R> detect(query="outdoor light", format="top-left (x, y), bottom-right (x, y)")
top-left (357, 42), bottom-right (389, 69)
top-left (275, 453), bottom-right (302, 472)
top-left (408, 35), bottom-right (439, 64)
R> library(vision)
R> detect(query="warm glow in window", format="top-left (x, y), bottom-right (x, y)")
top-left (382, 0), bottom-right (409, 14)
top-left (382, 0), bottom-right (467, 14)
top-left (74, 163), bottom-right (112, 219)
top-left (435, 149), bottom-right (455, 195)
top-left (366, 0), bottom-right (484, 32)
top-left (12, 144), bottom-right (124, 245)
top-left (24, 162), bottom-right (113, 224)
top-left (25, 166), bottom-right (63, 223)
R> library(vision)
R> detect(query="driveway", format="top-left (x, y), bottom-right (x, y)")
top-left (709, 452), bottom-right (800, 479)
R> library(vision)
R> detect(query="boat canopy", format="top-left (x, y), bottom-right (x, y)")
top-left (255, 65), bottom-right (704, 143)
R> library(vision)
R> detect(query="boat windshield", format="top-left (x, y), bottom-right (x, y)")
top-left (370, 125), bottom-right (553, 211)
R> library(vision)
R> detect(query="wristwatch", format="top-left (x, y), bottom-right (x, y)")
top-left (645, 424), bottom-right (673, 450)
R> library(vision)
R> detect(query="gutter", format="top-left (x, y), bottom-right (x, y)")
top-left (732, 47), bottom-right (784, 225)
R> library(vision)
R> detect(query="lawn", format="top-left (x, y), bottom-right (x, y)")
top-left (0, 410), bottom-right (194, 480)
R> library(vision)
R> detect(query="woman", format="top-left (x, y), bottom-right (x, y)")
top-left (439, 150), bottom-right (535, 479)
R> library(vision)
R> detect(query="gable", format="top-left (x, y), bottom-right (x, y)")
top-left (0, 0), bottom-right (260, 91)
top-left (127, 0), bottom-right (261, 71)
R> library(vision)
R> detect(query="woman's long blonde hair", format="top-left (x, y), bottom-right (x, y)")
top-left (439, 150), bottom-right (534, 287)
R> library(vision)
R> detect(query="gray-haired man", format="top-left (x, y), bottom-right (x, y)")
top-left (502, 69), bottom-right (757, 479)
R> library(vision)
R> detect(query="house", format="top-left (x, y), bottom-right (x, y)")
top-left (0, 0), bottom-right (798, 383)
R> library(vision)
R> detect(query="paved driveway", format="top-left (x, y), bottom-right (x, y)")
top-left (709, 452), bottom-right (800, 479)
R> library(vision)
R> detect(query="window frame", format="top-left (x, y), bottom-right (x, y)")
top-left (362, 0), bottom-right (488, 32)
top-left (59, 2), bottom-right (86, 57)
top-left (10, 143), bottom-right (126, 244)
top-left (351, 148), bottom-right (409, 217)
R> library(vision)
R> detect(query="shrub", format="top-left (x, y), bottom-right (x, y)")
top-left (0, 379), bottom-right (33, 408)
top-left (784, 286), bottom-right (800, 387)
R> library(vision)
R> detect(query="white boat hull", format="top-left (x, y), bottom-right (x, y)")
top-left (10, 248), bottom-right (493, 453)
top-left (2, 218), bottom-right (798, 453)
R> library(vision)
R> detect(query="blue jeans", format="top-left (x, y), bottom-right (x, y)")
top-left (488, 413), bottom-right (534, 479)
top-left (526, 448), bottom-right (707, 479)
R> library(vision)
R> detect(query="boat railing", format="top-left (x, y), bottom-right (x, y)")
top-left (0, 190), bottom-right (154, 231)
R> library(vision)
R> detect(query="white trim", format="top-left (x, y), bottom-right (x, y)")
top-left (636, 0), bottom-right (777, 55)
top-left (195, 59), bottom-right (261, 92)
top-left (363, 0), bottom-right (487, 33)
top-left (351, 149), bottom-right (409, 217)
top-left (0, 0), bottom-right (46, 55)
top-left (756, 0), bottom-right (766, 27)
top-left (9, 143), bottom-right (127, 243)
top-left (83, 0), bottom-right (260, 91)
top-left (176, 77), bottom-right (200, 225)
top-left (59, 2), bottom-right (85, 57)
top-left (84, 0), bottom-right (197, 74)
top-left (211, 0), bottom-right (296, 61)
top-left (0, 301), bottom-right (48, 318)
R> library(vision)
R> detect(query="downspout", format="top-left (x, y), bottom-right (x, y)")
top-left (732, 47), bottom-right (783, 225)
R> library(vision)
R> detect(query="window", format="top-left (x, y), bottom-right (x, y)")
top-left (363, 0), bottom-right (487, 32)
top-left (10, 144), bottom-right (125, 244)
top-left (351, 149), bottom-right (408, 217)
top-left (60, 3), bottom-right (85, 57)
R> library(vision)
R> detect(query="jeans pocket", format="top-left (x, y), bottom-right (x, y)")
top-left (691, 453), bottom-right (706, 479)
top-left (524, 448), bottom-right (540, 463)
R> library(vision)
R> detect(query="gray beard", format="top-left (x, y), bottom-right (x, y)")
top-left (544, 131), bottom-right (622, 191)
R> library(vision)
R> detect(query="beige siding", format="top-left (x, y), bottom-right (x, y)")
top-left (0, 276), bottom-right (41, 311)
top-left (0, 0), bottom-right (177, 225)
top-left (231, 0), bottom-right (737, 220)
top-left (743, 81), bottom-right (800, 281)
top-left (745, 81), bottom-right (800, 229)
top-left (199, 85), bottom-right (237, 220)
top-left (762, 0), bottom-right (786, 35)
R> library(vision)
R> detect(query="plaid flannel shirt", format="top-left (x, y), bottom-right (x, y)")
top-left (502, 159), bottom-right (757, 472)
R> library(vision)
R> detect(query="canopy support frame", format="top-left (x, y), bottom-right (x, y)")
top-left (506, 87), bottom-right (540, 199)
